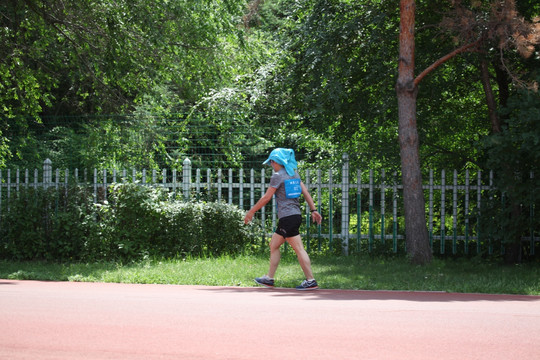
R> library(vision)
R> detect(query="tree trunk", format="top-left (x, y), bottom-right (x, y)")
top-left (396, 0), bottom-right (432, 265)
top-left (479, 60), bottom-right (501, 133)
top-left (493, 60), bottom-right (509, 108)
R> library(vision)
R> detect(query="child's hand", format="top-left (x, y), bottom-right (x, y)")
top-left (311, 211), bottom-right (322, 225)
top-left (244, 211), bottom-right (254, 224)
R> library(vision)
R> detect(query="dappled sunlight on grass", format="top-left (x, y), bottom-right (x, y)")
top-left (1, 255), bottom-right (539, 295)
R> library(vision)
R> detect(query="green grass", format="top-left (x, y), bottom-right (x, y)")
top-left (1, 254), bottom-right (539, 295)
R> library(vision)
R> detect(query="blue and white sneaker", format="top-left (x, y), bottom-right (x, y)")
top-left (254, 275), bottom-right (275, 288)
top-left (296, 279), bottom-right (318, 291)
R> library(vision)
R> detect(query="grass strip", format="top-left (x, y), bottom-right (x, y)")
top-left (1, 254), bottom-right (539, 295)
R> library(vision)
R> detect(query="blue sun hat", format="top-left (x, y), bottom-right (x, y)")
top-left (263, 148), bottom-right (298, 176)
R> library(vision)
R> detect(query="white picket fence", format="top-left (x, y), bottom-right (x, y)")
top-left (1, 157), bottom-right (538, 256)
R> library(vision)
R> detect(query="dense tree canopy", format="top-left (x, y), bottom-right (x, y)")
top-left (2, 0), bottom-right (538, 170)
top-left (1, 0), bottom-right (254, 117)
top-left (1, 0), bottom-right (271, 167)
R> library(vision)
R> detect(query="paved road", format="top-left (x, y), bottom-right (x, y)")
top-left (1, 280), bottom-right (539, 359)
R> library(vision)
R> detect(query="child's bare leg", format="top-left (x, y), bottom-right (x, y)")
top-left (286, 235), bottom-right (314, 279)
top-left (268, 233), bottom-right (286, 278)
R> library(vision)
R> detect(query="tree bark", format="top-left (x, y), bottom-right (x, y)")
top-left (479, 60), bottom-right (501, 133)
top-left (493, 61), bottom-right (510, 109)
top-left (396, 0), bottom-right (432, 265)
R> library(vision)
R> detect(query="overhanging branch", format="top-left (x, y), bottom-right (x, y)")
top-left (414, 38), bottom-right (482, 87)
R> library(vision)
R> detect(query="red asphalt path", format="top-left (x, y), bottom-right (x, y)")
top-left (1, 280), bottom-right (539, 360)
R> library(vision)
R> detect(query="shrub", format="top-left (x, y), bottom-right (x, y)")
top-left (0, 183), bottom-right (260, 262)
top-left (0, 186), bottom-right (96, 261)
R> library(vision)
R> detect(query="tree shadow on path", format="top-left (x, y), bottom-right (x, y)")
top-left (199, 285), bottom-right (540, 303)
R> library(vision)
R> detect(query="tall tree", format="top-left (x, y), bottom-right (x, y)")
top-left (396, 0), bottom-right (432, 264)
top-left (395, 0), bottom-right (481, 264)
top-left (397, 0), bottom-right (480, 264)
top-left (396, 0), bottom-right (539, 264)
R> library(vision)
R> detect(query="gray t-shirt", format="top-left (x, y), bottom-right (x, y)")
top-left (270, 168), bottom-right (302, 219)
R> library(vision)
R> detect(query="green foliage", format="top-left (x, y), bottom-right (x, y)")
top-left (0, 0), bottom-right (253, 166)
top-left (0, 186), bottom-right (96, 261)
top-left (2, 0), bottom-right (537, 175)
top-left (101, 184), bottom-right (260, 260)
top-left (478, 86), bottom-right (540, 259)
top-left (251, 0), bottom-right (403, 171)
top-left (6, 113), bottom-right (274, 171)
top-left (0, 183), bottom-right (259, 262)
top-left (1, 0), bottom-right (249, 117)
top-left (0, 130), bottom-right (9, 167)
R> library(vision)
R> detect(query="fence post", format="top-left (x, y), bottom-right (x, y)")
top-left (43, 158), bottom-right (52, 189)
top-left (341, 153), bottom-right (350, 256)
top-left (183, 157), bottom-right (191, 200)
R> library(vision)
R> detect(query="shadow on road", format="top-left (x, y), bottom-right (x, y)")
top-left (198, 285), bottom-right (540, 302)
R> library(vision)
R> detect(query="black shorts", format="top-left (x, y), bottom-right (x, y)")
top-left (275, 214), bottom-right (302, 238)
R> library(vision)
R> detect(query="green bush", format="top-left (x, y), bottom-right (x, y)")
top-left (0, 186), bottom-right (97, 261)
top-left (0, 183), bottom-right (260, 262)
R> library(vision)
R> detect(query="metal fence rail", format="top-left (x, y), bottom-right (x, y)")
top-left (1, 158), bottom-right (538, 256)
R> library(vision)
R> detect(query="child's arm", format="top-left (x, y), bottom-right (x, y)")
top-left (244, 186), bottom-right (277, 224)
top-left (301, 182), bottom-right (322, 225)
